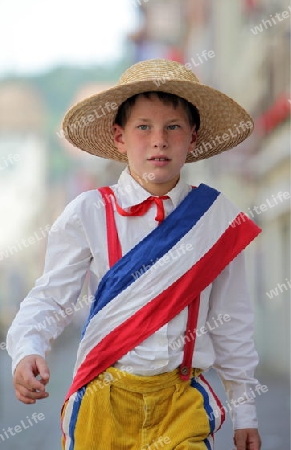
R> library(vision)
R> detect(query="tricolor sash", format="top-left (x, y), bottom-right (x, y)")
top-left (65, 183), bottom-right (261, 402)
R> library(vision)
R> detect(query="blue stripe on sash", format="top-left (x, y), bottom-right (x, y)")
top-left (84, 184), bottom-right (219, 333)
top-left (204, 437), bottom-right (213, 450)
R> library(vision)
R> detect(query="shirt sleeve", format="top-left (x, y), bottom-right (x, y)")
top-left (207, 251), bottom-right (260, 430)
top-left (6, 195), bottom-right (92, 373)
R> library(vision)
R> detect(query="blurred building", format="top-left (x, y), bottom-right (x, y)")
top-left (0, 82), bottom-right (48, 328)
top-left (128, 0), bottom-right (185, 63)
top-left (203, 0), bottom-right (290, 377)
top-left (242, 0), bottom-right (290, 376)
top-left (130, 0), bottom-right (291, 377)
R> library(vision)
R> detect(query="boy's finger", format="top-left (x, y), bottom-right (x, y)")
top-left (16, 385), bottom-right (49, 400)
top-left (18, 370), bottom-right (47, 391)
top-left (35, 357), bottom-right (50, 384)
top-left (234, 431), bottom-right (247, 450)
top-left (16, 390), bottom-right (36, 405)
top-left (16, 384), bottom-right (49, 400)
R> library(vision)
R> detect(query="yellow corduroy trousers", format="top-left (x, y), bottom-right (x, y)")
top-left (62, 367), bottom-right (217, 450)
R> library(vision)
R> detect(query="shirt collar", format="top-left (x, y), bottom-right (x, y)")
top-left (114, 166), bottom-right (191, 209)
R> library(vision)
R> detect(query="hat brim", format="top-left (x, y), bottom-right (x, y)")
top-left (62, 79), bottom-right (254, 163)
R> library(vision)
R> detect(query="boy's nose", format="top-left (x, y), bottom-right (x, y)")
top-left (152, 130), bottom-right (169, 148)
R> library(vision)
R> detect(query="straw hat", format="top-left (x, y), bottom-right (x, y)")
top-left (62, 59), bottom-right (254, 163)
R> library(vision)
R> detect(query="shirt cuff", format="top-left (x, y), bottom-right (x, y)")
top-left (232, 401), bottom-right (258, 429)
top-left (7, 334), bottom-right (47, 375)
top-left (223, 380), bottom-right (262, 429)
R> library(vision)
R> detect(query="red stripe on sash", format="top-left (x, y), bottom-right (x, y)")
top-left (99, 186), bottom-right (200, 381)
top-left (66, 215), bottom-right (260, 400)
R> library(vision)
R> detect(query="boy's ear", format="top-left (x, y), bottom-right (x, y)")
top-left (188, 128), bottom-right (198, 153)
top-left (112, 124), bottom-right (127, 155)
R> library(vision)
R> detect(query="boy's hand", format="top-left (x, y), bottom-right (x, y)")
top-left (13, 355), bottom-right (50, 404)
top-left (234, 428), bottom-right (261, 450)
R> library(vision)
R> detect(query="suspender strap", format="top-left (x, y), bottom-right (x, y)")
top-left (179, 295), bottom-right (201, 380)
top-left (98, 186), bottom-right (200, 381)
top-left (98, 187), bottom-right (122, 267)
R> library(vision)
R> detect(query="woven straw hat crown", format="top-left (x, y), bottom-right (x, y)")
top-left (62, 59), bottom-right (254, 163)
top-left (118, 59), bottom-right (200, 85)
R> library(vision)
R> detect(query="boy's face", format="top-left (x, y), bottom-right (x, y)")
top-left (113, 95), bottom-right (197, 196)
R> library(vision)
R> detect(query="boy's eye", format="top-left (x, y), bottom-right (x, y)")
top-left (167, 124), bottom-right (180, 130)
top-left (137, 125), bottom-right (149, 130)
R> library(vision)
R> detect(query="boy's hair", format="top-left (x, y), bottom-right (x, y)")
top-left (114, 91), bottom-right (200, 131)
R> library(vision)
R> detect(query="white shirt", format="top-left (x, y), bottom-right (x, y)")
top-left (7, 167), bottom-right (259, 429)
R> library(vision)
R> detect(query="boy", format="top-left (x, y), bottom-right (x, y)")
top-left (7, 59), bottom-right (262, 449)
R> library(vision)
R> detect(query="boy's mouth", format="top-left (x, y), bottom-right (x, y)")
top-left (147, 156), bottom-right (171, 167)
top-left (148, 156), bottom-right (171, 162)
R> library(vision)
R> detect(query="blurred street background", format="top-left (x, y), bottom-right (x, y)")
top-left (0, 0), bottom-right (290, 448)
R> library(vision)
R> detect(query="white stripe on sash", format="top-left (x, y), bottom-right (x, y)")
top-left (73, 193), bottom-right (238, 375)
